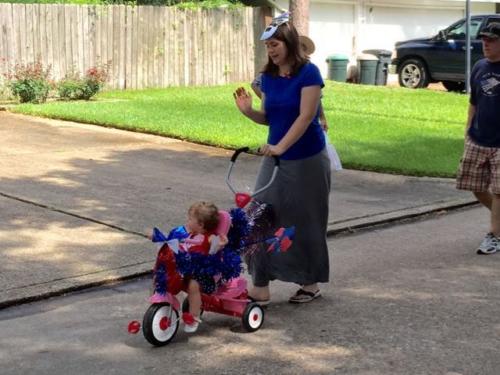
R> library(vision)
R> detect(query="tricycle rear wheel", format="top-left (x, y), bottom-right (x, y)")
top-left (242, 302), bottom-right (264, 332)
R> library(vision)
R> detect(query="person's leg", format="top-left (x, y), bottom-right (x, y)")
top-left (491, 194), bottom-right (500, 237)
top-left (302, 283), bottom-right (319, 293)
top-left (477, 193), bottom-right (500, 255)
top-left (246, 158), bottom-right (276, 303)
top-left (473, 191), bottom-right (492, 210)
top-left (248, 285), bottom-right (270, 302)
top-left (456, 139), bottom-right (496, 253)
top-left (476, 148), bottom-right (500, 254)
top-left (489, 151), bottom-right (500, 237)
top-left (183, 279), bottom-right (202, 333)
top-left (187, 279), bottom-right (201, 317)
top-left (289, 151), bottom-right (330, 304)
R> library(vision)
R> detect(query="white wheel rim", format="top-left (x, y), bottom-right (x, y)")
top-left (152, 305), bottom-right (178, 342)
top-left (402, 64), bottom-right (421, 88)
top-left (247, 306), bottom-right (263, 329)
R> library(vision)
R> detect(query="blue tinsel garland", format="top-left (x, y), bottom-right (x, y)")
top-left (227, 207), bottom-right (250, 253)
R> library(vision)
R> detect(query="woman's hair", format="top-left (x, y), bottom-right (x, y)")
top-left (188, 201), bottom-right (219, 232)
top-left (262, 22), bottom-right (309, 77)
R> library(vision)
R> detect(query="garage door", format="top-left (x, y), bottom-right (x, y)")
top-left (310, 2), bottom-right (355, 77)
top-left (360, 6), bottom-right (463, 52)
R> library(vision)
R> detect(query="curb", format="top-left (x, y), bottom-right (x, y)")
top-left (327, 198), bottom-right (478, 235)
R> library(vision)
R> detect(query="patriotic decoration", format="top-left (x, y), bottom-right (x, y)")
top-left (266, 226), bottom-right (295, 253)
top-left (150, 203), bottom-right (293, 297)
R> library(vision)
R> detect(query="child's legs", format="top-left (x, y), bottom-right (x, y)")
top-left (187, 279), bottom-right (202, 317)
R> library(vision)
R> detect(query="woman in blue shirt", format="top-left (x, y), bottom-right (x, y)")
top-left (234, 14), bottom-right (331, 304)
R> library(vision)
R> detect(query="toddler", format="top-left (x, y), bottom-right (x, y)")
top-left (159, 201), bottom-right (227, 333)
top-left (182, 201), bottom-right (228, 332)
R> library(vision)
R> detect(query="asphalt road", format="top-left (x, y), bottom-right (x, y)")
top-left (1, 206), bottom-right (499, 375)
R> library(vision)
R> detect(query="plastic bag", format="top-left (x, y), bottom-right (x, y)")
top-left (324, 131), bottom-right (342, 171)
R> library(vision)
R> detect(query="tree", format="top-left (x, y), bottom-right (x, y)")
top-left (289, 0), bottom-right (309, 36)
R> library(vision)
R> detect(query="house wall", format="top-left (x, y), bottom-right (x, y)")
top-left (274, 0), bottom-right (498, 77)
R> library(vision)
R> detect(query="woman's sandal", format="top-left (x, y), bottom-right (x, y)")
top-left (288, 289), bottom-right (321, 304)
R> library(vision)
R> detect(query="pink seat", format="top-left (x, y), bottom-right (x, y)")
top-left (216, 210), bottom-right (231, 236)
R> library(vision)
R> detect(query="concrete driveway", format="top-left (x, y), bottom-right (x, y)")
top-left (0, 112), bottom-right (474, 307)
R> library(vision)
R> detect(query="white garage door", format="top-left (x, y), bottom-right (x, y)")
top-left (309, 3), bottom-right (355, 77)
top-left (359, 6), bottom-right (464, 52)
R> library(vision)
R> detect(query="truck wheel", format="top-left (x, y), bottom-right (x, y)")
top-left (442, 81), bottom-right (465, 93)
top-left (398, 59), bottom-right (430, 89)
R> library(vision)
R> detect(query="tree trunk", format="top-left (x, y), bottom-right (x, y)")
top-left (289, 0), bottom-right (309, 36)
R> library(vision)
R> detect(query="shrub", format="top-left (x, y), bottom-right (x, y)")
top-left (57, 65), bottom-right (108, 101)
top-left (5, 61), bottom-right (52, 104)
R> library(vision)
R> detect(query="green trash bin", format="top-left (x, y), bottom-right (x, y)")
top-left (357, 54), bottom-right (378, 85)
top-left (326, 54), bottom-right (349, 82)
top-left (363, 49), bottom-right (392, 85)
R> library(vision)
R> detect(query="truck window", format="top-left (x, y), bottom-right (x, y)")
top-left (485, 17), bottom-right (500, 27)
top-left (446, 18), bottom-right (483, 40)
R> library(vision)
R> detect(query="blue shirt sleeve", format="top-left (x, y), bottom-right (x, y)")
top-left (252, 73), bottom-right (263, 89)
top-left (301, 63), bottom-right (324, 89)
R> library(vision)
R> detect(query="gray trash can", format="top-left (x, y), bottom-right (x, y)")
top-left (357, 54), bottom-right (378, 85)
top-left (326, 54), bottom-right (349, 82)
top-left (362, 49), bottom-right (392, 85)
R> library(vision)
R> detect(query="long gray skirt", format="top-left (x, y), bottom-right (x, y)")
top-left (247, 149), bottom-right (331, 286)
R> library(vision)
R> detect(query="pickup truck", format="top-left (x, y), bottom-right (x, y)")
top-left (391, 14), bottom-right (500, 91)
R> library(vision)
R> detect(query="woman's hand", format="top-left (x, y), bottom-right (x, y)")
top-left (233, 87), bottom-right (253, 115)
top-left (259, 143), bottom-right (284, 156)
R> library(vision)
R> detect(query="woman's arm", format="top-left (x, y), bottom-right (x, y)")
top-left (234, 87), bottom-right (268, 125)
top-left (260, 85), bottom-right (321, 156)
top-left (318, 101), bottom-right (328, 131)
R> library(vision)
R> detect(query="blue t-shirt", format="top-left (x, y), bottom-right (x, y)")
top-left (468, 59), bottom-right (500, 147)
top-left (261, 62), bottom-right (325, 160)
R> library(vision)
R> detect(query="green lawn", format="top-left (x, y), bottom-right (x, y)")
top-left (10, 82), bottom-right (469, 177)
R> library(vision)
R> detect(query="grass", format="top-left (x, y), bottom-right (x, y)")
top-left (9, 82), bottom-right (469, 177)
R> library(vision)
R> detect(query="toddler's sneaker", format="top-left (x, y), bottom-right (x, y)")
top-left (182, 312), bottom-right (202, 333)
top-left (477, 232), bottom-right (500, 255)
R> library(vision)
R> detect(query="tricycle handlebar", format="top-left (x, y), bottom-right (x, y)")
top-left (226, 147), bottom-right (280, 197)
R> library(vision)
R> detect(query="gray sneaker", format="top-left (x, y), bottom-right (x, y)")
top-left (477, 233), bottom-right (500, 255)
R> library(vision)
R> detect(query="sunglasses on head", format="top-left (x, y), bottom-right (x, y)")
top-left (260, 12), bottom-right (290, 40)
top-left (263, 18), bottom-right (288, 33)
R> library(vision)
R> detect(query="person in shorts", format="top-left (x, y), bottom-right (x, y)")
top-left (456, 22), bottom-right (500, 254)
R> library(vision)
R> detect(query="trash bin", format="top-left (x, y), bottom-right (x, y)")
top-left (357, 54), bottom-right (379, 85)
top-left (362, 49), bottom-right (392, 85)
top-left (326, 54), bottom-right (349, 82)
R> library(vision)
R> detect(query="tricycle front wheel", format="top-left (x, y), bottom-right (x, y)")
top-left (143, 303), bottom-right (179, 346)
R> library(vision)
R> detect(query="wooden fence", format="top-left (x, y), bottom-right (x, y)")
top-left (0, 4), bottom-right (257, 89)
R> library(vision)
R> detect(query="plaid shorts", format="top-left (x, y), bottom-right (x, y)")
top-left (456, 138), bottom-right (500, 193)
